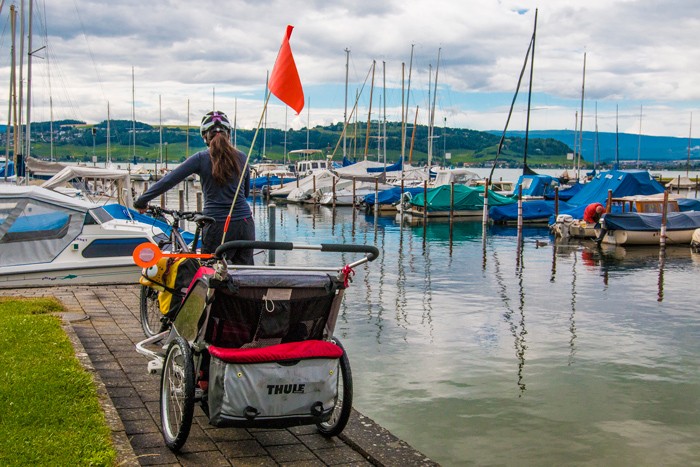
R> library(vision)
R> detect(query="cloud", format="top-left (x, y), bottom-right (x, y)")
top-left (1, 0), bottom-right (698, 138)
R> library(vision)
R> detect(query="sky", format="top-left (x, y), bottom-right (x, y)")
top-left (1, 0), bottom-right (699, 139)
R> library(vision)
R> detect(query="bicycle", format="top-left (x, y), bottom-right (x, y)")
top-left (139, 206), bottom-right (215, 337)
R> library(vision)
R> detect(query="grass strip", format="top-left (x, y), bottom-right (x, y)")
top-left (0, 297), bottom-right (116, 466)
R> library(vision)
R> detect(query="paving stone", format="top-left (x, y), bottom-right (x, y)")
top-left (226, 456), bottom-right (278, 467)
top-left (252, 429), bottom-right (300, 447)
top-left (128, 432), bottom-right (166, 450)
top-left (313, 445), bottom-right (367, 465)
top-left (132, 446), bottom-right (179, 466)
top-left (297, 433), bottom-right (346, 450)
top-left (122, 418), bottom-right (160, 436)
top-left (117, 407), bottom-right (153, 421)
top-left (111, 396), bottom-right (147, 410)
top-left (218, 439), bottom-right (268, 459)
top-left (178, 449), bottom-right (233, 466)
top-left (266, 444), bottom-right (318, 463)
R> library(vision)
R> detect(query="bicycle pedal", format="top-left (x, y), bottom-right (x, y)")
top-left (147, 359), bottom-right (163, 375)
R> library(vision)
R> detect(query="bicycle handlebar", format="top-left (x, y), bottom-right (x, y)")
top-left (214, 240), bottom-right (380, 262)
top-left (146, 205), bottom-right (211, 223)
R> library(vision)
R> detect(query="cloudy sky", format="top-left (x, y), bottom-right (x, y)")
top-left (2, 0), bottom-right (699, 138)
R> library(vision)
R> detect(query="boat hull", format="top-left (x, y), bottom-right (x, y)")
top-left (0, 262), bottom-right (141, 288)
top-left (598, 228), bottom-right (697, 246)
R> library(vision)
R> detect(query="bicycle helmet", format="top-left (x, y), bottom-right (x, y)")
top-left (200, 110), bottom-right (232, 137)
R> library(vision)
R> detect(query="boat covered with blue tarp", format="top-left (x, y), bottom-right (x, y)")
top-left (490, 199), bottom-right (576, 223)
top-left (364, 186), bottom-right (424, 207)
top-left (514, 174), bottom-right (560, 198)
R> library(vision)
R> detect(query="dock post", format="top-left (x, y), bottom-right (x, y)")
top-left (196, 191), bottom-right (203, 212)
top-left (517, 185), bottom-right (523, 233)
top-left (178, 190), bottom-right (185, 229)
top-left (660, 189), bottom-right (669, 247)
top-left (268, 203), bottom-right (276, 265)
top-left (554, 186), bottom-right (559, 218)
top-left (482, 178), bottom-right (490, 226)
top-left (160, 193), bottom-right (166, 209)
top-left (449, 181), bottom-right (455, 221)
top-left (332, 177), bottom-right (336, 208)
top-left (606, 189), bottom-right (613, 212)
top-left (352, 178), bottom-right (356, 208)
top-left (374, 178), bottom-right (379, 214)
top-left (677, 175), bottom-right (681, 195)
top-left (423, 180), bottom-right (428, 221)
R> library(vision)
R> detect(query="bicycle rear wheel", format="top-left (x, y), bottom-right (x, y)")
top-left (140, 285), bottom-right (164, 337)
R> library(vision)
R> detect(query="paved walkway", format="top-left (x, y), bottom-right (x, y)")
top-left (3, 285), bottom-right (436, 466)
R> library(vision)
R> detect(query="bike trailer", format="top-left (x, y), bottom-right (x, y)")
top-left (198, 269), bottom-right (346, 427)
top-left (207, 340), bottom-right (342, 427)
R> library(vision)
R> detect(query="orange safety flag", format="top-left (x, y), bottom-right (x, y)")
top-left (268, 25), bottom-right (304, 115)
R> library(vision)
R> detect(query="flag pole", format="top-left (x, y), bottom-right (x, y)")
top-left (220, 91), bottom-right (271, 246)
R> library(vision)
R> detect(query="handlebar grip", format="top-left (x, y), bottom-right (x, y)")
top-left (320, 243), bottom-right (380, 261)
top-left (214, 240), bottom-right (294, 259)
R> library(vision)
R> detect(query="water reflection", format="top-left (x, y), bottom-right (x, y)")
top-left (242, 200), bottom-right (700, 466)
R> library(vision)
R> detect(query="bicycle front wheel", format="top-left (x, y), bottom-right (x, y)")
top-left (140, 285), bottom-right (164, 337)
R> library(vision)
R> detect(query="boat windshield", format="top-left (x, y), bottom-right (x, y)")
top-left (88, 206), bottom-right (115, 224)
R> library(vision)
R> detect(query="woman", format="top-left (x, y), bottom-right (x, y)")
top-left (134, 110), bottom-right (255, 264)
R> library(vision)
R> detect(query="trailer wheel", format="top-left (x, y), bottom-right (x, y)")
top-left (317, 338), bottom-right (353, 437)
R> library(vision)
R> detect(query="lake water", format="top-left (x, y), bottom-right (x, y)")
top-left (154, 172), bottom-right (700, 466)
top-left (248, 201), bottom-right (700, 467)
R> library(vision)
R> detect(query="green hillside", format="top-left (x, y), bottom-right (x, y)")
top-left (10, 119), bottom-right (576, 168)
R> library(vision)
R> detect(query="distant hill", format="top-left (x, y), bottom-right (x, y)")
top-left (500, 130), bottom-right (700, 164)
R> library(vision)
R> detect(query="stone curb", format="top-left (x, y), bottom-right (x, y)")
top-left (62, 318), bottom-right (140, 467)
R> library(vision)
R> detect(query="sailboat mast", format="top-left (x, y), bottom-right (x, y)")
top-left (283, 106), bottom-right (287, 164)
top-left (429, 48), bottom-right (441, 168)
top-left (594, 102), bottom-right (599, 171)
top-left (687, 112), bottom-right (693, 177)
top-left (573, 111), bottom-right (578, 172)
top-left (186, 99), bottom-right (190, 157)
top-left (383, 60), bottom-right (387, 172)
top-left (343, 48), bottom-right (349, 159)
top-left (615, 104), bottom-right (619, 168)
top-left (24, 0), bottom-right (33, 182)
top-left (106, 101), bottom-right (110, 165)
top-left (577, 52), bottom-right (586, 180)
top-left (522, 8), bottom-right (537, 176)
top-left (364, 60), bottom-right (375, 161)
top-left (263, 71), bottom-right (268, 159)
top-left (49, 96), bottom-right (54, 161)
top-left (159, 94), bottom-right (163, 166)
top-left (4, 5), bottom-right (15, 182)
top-left (403, 44), bottom-right (414, 161)
top-left (17, 0), bottom-right (24, 156)
top-left (131, 66), bottom-right (136, 166)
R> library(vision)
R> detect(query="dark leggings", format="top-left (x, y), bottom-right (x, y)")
top-left (201, 216), bottom-right (255, 265)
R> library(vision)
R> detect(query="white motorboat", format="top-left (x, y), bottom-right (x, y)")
top-left (41, 165), bottom-right (135, 207)
top-left (0, 185), bottom-right (165, 288)
top-left (284, 169), bottom-right (338, 203)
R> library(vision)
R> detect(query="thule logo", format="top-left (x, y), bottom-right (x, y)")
top-left (267, 383), bottom-right (306, 395)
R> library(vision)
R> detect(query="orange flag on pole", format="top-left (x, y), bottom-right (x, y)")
top-left (268, 25), bottom-right (304, 115)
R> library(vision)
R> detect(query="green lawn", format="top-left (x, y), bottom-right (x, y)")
top-left (0, 297), bottom-right (116, 466)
